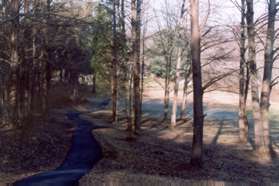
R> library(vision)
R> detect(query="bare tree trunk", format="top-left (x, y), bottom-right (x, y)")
top-left (127, 69), bottom-right (133, 132)
top-left (9, 0), bottom-right (19, 66)
top-left (9, 0), bottom-right (20, 125)
top-left (180, 44), bottom-right (191, 120)
top-left (0, 0), bottom-right (8, 126)
top-left (119, 0), bottom-right (132, 132)
top-left (112, 0), bottom-right (119, 123)
top-left (45, 0), bottom-right (51, 105)
top-left (180, 64), bottom-right (191, 119)
top-left (92, 72), bottom-right (96, 94)
top-left (30, 27), bottom-right (36, 112)
top-left (246, 0), bottom-right (264, 152)
top-left (24, 0), bottom-right (29, 13)
top-left (164, 56), bottom-right (171, 120)
top-left (170, 0), bottom-right (186, 128)
top-left (140, 21), bottom-right (147, 119)
top-left (42, 0), bottom-right (51, 113)
top-left (131, 0), bottom-right (142, 133)
top-left (259, 0), bottom-right (277, 157)
top-left (180, 80), bottom-right (188, 119)
top-left (171, 48), bottom-right (182, 127)
top-left (190, 0), bottom-right (204, 167)
top-left (239, 0), bottom-right (249, 143)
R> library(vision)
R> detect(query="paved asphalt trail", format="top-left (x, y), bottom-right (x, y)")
top-left (13, 111), bottom-right (103, 186)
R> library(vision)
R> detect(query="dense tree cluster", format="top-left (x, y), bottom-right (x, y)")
top-left (0, 0), bottom-right (93, 127)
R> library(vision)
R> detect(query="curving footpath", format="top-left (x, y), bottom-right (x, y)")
top-left (13, 111), bottom-right (103, 186)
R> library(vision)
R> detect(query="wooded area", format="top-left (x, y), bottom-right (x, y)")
top-left (1, 0), bottom-right (279, 185)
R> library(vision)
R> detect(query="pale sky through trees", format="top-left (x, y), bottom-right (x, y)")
top-left (149, 0), bottom-right (266, 27)
top-left (62, 0), bottom-right (266, 25)
top-left (77, 0), bottom-right (266, 34)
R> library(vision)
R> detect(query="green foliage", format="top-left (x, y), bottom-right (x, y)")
top-left (148, 28), bottom-right (191, 80)
top-left (150, 57), bottom-right (166, 77)
top-left (85, 3), bottom-right (113, 81)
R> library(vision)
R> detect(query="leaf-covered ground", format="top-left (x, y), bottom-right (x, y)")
top-left (0, 110), bottom-right (73, 184)
top-left (79, 111), bottom-right (279, 186)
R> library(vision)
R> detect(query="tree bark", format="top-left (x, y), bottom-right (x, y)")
top-left (180, 64), bottom-right (191, 120)
top-left (171, 48), bottom-right (182, 127)
top-left (140, 21), bottom-right (147, 119)
top-left (92, 72), bottom-right (96, 94)
top-left (170, 0), bottom-right (186, 128)
top-left (112, 0), bottom-right (119, 123)
top-left (180, 43), bottom-right (191, 120)
top-left (24, 0), bottom-right (29, 13)
top-left (239, 0), bottom-right (249, 143)
top-left (131, 0), bottom-right (142, 133)
top-left (190, 0), bottom-right (204, 167)
top-left (164, 56), bottom-right (171, 120)
top-left (9, 0), bottom-right (20, 125)
top-left (259, 0), bottom-right (277, 157)
top-left (246, 0), bottom-right (264, 152)
top-left (127, 69), bottom-right (133, 132)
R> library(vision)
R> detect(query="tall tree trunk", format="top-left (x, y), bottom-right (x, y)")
top-left (180, 64), bottom-right (191, 119)
top-left (112, 0), bottom-right (119, 123)
top-left (24, 0), bottom-right (29, 13)
top-left (180, 44), bottom-right (191, 120)
top-left (92, 72), bottom-right (96, 94)
top-left (246, 0), bottom-right (264, 152)
top-left (140, 21), bottom-right (147, 118)
top-left (9, 0), bottom-right (20, 125)
top-left (9, 0), bottom-right (19, 67)
top-left (46, 0), bottom-right (51, 92)
top-left (164, 56), bottom-right (171, 120)
top-left (171, 48), bottom-right (182, 127)
top-left (131, 0), bottom-right (142, 133)
top-left (119, 0), bottom-right (132, 131)
top-left (0, 0), bottom-right (8, 126)
top-left (190, 0), bottom-right (204, 167)
top-left (239, 0), bottom-right (249, 143)
top-left (259, 0), bottom-right (277, 157)
top-left (42, 0), bottom-right (51, 113)
top-left (127, 68), bottom-right (133, 132)
top-left (30, 27), bottom-right (36, 112)
top-left (22, 0), bottom-right (30, 119)
top-left (170, 0), bottom-right (186, 128)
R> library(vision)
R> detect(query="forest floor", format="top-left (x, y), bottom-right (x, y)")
top-left (0, 109), bottom-right (73, 184)
top-left (0, 82), bottom-right (91, 184)
top-left (78, 109), bottom-right (279, 185)
top-left (79, 80), bottom-right (279, 185)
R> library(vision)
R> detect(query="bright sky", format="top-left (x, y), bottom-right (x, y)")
top-left (147, 0), bottom-right (267, 28)
top-left (71, 0), bottom-right (266, 24)
top-left (85, 0), bottom-right (267, 34)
